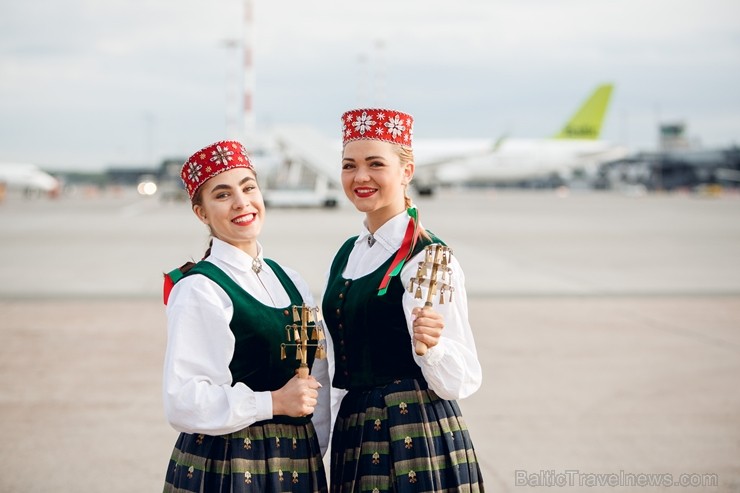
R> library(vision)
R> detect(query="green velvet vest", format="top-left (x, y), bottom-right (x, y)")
top-left (183, 260), bottom-right (315, 422)
top-left (323, 233), bottom-right (441, 390)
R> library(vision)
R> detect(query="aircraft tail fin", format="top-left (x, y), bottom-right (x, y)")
top-left (554, 83), bottom-right (613, 140)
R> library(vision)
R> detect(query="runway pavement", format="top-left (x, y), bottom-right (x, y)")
top-left (1, 188), bottom-right (739, 492)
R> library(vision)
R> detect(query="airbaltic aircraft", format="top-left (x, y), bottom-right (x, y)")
top-left (412, 83), bottom-right (629, 193)
top-left (260, 84), bottom-right (629, 204)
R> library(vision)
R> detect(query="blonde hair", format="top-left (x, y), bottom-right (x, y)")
top-left (395, 144), bottom-right (431, 241)
top-left (397, 145), bottom-right (414, 209)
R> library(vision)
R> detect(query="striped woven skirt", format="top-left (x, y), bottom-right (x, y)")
top-left (164, 421), bottom-right (328, 493)
top-left (330, 378), bottom-right (484, 493)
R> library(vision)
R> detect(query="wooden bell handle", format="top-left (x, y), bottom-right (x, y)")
top-left (414, 300), bottom-right (433, 356)
top-left (296, 365), bottom-right (309, 379)
top-left (415, 340), bottom-right (428, 356)
top-left (412, 245), bottom-right (453, 357)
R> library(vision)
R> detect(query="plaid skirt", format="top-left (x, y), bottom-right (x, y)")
top-left (164, 420), bottom-right (328, 493)
top-left (330, 378), bottom-right (484, 493)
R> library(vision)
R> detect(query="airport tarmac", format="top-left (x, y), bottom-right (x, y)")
top-left (1, 188), bottom-right (739, 492)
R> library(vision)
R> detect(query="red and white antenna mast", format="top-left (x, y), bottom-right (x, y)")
top-left (242, 0), bottom-right (256, 143)
top-left (222, 38), bottom-right (240, 139)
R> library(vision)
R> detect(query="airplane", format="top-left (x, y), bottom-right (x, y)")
top-left (412, 83), bottom-right (630, 193)
top-left (237, 84), bottom-right (629, 205)
top-left (0, 162), bottom-right (61, 198)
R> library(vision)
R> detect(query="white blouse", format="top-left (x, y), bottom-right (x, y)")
top-left (337, 210), bottom-right (483, 400)
top-left (162, 237), bottom-right (331, 453)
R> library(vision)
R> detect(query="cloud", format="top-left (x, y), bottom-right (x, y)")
top-left (1, 0), bottom-right (739, 170)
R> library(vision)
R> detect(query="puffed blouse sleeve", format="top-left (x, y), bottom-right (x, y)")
top-left (400, 248), bottom-right (483, 400)
top-left (162, 275), bottom-right (273, 435)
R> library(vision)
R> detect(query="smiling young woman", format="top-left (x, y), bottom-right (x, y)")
top-left (161, 140), bottom-right (330, 493)
top-left (324, 109), bottom-right (485, 492)
top-left (191, 170), bottom-right (264, 256)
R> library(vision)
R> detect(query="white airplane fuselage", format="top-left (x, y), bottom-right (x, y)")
top-left (414, 138), bottom-right (629, 185)
top-left (409, 83), bottom-right (629, 189)
top-left (0, 163), bottom-right (60, 193)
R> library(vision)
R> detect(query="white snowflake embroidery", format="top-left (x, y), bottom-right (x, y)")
top-left (352, 111), bottom-right (376, 135)
top-left (385, 114), bottom-right (406, 139)
top-left (235, 143), bottom-right (248, 160)
top-left (185, 161), bottom-right (202, 183)
top-left (210, 144), bottom-right (234, 166)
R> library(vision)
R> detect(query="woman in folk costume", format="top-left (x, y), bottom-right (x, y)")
top-left (323, 109), bottom-right (484, 492)
top-left (161, 140), bottom-right (330, 493)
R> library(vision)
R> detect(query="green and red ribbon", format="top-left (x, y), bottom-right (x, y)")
top-left (377, 207), bottom-right (420, 296)
top-left (162, 268), bottom-right (184, 305)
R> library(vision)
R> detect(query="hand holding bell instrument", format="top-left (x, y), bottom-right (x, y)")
top-left (407, 244), bottom-right (454, 356)
top-left (281, 303), bottom-right (326, 378)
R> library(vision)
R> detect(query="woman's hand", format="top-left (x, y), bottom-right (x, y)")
top-left (411, 306), bottom-right (445, 351)
top-left (271, 374), bottom-right (321, 417)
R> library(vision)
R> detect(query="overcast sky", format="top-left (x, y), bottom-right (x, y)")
top-left (1, 0), bottom-right (739, 171)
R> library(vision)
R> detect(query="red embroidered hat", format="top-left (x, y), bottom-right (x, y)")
top-left (341, 108), bottom-right (413, 147)
top-left (180, 140), bottom-right (253, 199)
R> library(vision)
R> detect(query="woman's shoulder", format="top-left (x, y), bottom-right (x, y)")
top-left (421, 227), bottom-right (445, 245)
top-left (167, 262), bottom-right (231, 307)
top-left (173, 264), bottom-right (223, 290)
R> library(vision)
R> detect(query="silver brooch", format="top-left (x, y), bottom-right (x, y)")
top-left (252, 257), bottom-right (262, 274)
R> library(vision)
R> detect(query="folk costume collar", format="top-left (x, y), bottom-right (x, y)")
top-left (208, 237), bottom-right (265, 276)
top-left (353, 208), bottom-right (421, 296)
